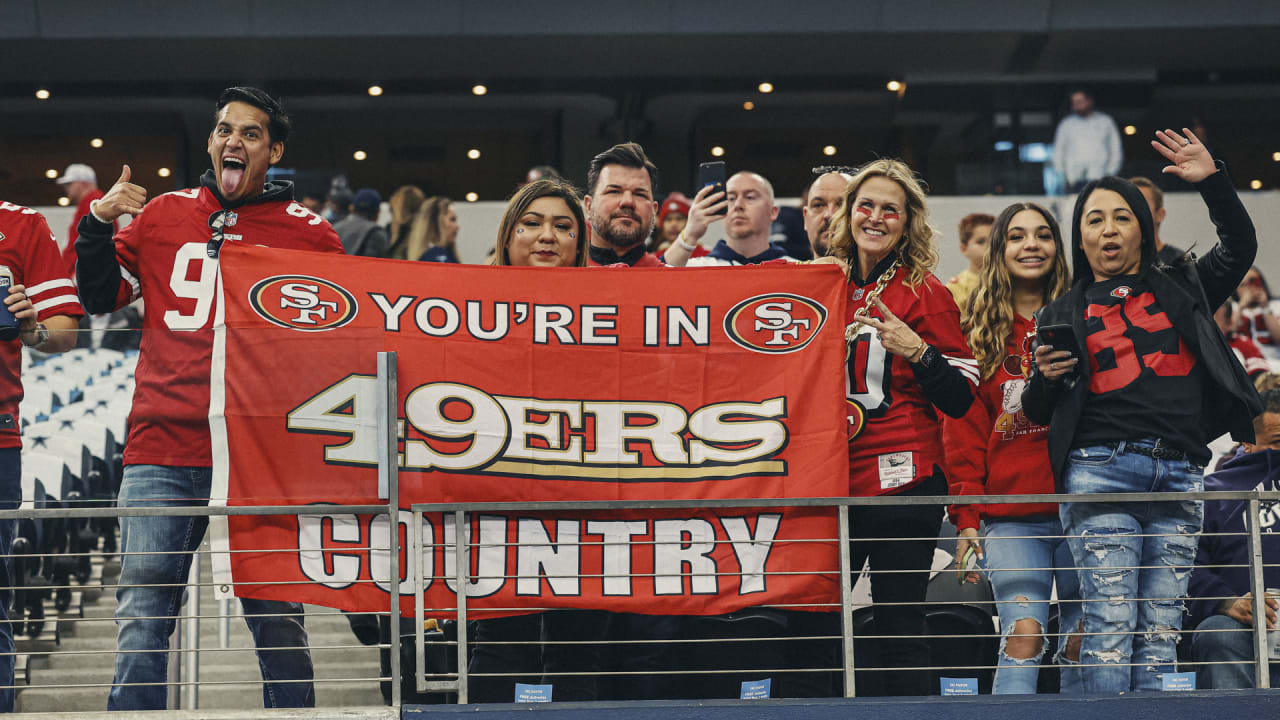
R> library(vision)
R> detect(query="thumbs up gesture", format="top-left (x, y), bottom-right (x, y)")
top-left (91, 165), bottom-right (148, 223)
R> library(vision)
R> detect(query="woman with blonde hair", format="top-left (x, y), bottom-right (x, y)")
top-left (406, 196), bottom-right (461, 263)
top-left (385, 185), bottom-right (425, 259)
top-left (943, 202), bottom-right (1081, 694)
top-left (825, 158), bottom-right (977, 695)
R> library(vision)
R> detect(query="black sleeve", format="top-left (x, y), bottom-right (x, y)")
top-left (911, 350), bottom-right (974, 419)
top-left (1020, 350), bottom-right (1064, 425)
top-left (1194, 163), bottom-right (1257, 309)
top-left (74, 214), bottom-right (125, 314)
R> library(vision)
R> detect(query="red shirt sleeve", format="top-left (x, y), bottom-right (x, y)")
top-left (943, 379), bottom-right (994, 531)
top-left (21, 212), bottom-right (83, 321)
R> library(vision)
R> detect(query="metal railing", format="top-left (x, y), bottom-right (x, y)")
top-left (408, 490), bottom-right (1280, 703)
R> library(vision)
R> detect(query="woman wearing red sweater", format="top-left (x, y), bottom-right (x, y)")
top-left (944, 202), bottom-right (1080, 694)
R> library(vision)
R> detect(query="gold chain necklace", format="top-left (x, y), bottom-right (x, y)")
top-left (845, 260), bottom-right (901, 341)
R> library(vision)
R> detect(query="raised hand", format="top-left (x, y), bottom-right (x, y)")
top-left (1152, 128), bottom-right (1216, 184)
top-left (856, 296), bottom-right (925, 359)
top-left (92, 165), bottom-right (148, 223)
top-left (683, 182), bottom-right (728, 246)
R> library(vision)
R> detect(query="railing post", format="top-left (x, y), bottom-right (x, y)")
top-left (1247, 497), bottom-right (1270, 688)
top-left (838, 503), bottom-right (856, 697)
top-left (184, 550), bottom-right (201, 709)
top-left (377, 351), bottom-right (402, 706)
top-left (454, 509), bottom-right (469, 704)
top-left (412, 509), bottom-right (426, 694)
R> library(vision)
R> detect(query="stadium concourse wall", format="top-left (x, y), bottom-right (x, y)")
top-left (404, 690), bottom-right (1280, 719)
top-left (36, 190), bottom-right (1280, 280)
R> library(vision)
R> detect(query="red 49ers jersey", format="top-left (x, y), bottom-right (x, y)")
top-left (845, 271), bottom-right (976, 497)
top-left (0, 203), bottom-right (84, 448)
top-left (108, 187), bottom-right (341, 466)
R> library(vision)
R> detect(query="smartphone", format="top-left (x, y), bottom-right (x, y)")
top-left (1036, 323), bottom-right (1081, 357)
top-left (697, 161), bottom-right (728, 216)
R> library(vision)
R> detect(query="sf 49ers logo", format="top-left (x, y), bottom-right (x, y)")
top-left (249, 275), bottom-right (358, 331)
top-left (1110, 285), bottom-right (1132, 299)
top-left (723, 293), bottom-right (827, 354)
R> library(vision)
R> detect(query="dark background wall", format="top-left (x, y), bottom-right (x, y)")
top-left (3, 0), bottom-right (1279, 205)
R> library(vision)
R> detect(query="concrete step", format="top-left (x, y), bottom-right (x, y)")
top-left (30, 654), bottom-right (382, 686)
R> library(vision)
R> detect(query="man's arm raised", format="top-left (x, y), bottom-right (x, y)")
top-left (76, 165), bottom-right (147, 314)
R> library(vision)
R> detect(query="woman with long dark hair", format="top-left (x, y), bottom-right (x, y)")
top-left (944, 202), bottom-right (1080, 693)
top-left (1022, 129), bottom-right (1262, 693)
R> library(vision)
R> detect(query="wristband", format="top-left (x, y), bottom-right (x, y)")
top-left (676, 231), bottom-right (698, 253)
top-left (88, 199), bottom-right (111, 225)
top-left (21, 323), bottom-right (49, 348)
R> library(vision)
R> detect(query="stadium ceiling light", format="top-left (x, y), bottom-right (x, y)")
top-left (743, 101), bottom-right (755, 111)
top-left (367, 85), bottom-right (384, 97)
top-left (158, 168), bottom-right (171, 178)
top-left (1272, 151), bottom-right (1280, 162)
top-left (711, 146), bottom-right (725, 157)
top-left (35, 89), bottom-right (50, 100)
top-left (472, 84), bottom-right (488, 96)
top-left (57, 197), bottom-right (70, 207)
top-left (886, 80), bottom-right (902, 92)
top-left (1250, 179), bottom-right (1263, 190)
top-left (90, 138), bottom-right (104, 148)
top-left (45, 169), bottom-right (58, 179)
top-left (1124, 125), bottom-right (1137, 136)
top-left (465, 192), bottom-right (479, 202)
top-left (757, 82), bottom-right (773, 94)
top-left (467, 148), bottom-right (481, 160)
top-left (823, 145), bottom-right (838, 156)
top-left (353, 150), bottom-right (367, 161)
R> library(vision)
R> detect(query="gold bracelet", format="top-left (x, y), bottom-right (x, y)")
top-left (907, 340), bottom-right (927, 363)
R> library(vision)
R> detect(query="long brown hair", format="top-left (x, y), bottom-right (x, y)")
top-left (493, 179), bottom-right (588, 267)
top-left (406, 196), bottom-right (454, 262)
top-left (964, 203), bottom-right (1071, 379)
top-left (827, 158), bottom-right (938, 288)
top-left (387, 185), bottom-right (425, 256)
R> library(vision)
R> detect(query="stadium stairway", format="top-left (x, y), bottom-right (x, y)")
top-left (16, 542), bottom-right (387, 713)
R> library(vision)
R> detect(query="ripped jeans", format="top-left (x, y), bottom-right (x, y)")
top-left (1060, 440), bottom-right (1204, 693)
top-left (982, 517), bottom-right (1082, 694)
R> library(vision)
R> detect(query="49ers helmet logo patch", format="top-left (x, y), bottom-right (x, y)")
top-left (249, 275), bottom-right (358, 332)
top-left (723, 293), bottom-right (827, 354)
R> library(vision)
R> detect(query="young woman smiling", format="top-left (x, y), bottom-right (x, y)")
top-left (1022, 129), bottom-right (1262, 693)
top-left (943, 203), bottom-right (1081, 694)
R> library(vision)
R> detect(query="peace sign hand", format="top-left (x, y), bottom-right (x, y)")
top-left (1152, 128), bottom-right (1216, 184)
top-left (855, 296), bottom-right (926, 360)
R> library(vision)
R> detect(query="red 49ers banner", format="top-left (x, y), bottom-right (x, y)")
top-left (208, 243), bottom-right (848, 617)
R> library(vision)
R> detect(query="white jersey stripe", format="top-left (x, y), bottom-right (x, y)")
top-left (26, 278), bottom-right (75, 296)
top-left (32, 294), bottom-right (82, 313)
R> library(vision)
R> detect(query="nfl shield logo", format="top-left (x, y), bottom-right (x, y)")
top-left (225, 211), bottom-right (239, 227)
top-left (852, 289), bottom-right (865, 301)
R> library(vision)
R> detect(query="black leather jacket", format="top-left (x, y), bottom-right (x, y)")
top-left (1022, 166), bottom-right (1262, 486)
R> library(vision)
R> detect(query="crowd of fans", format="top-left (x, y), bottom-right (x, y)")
top-left (0, 84), bottom-right (1277, 708)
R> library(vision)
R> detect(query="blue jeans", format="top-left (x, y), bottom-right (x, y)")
top-left (983, 516), bottom-right (1082, 694)
top-left (0, 448), bottom-right (19, 713)
top-left (1060, 440), bottom-right (1204, 693)
top-left (109, 465), bottom-right (314, 711)
top-left (1190, 614), bottom-right (1280, 689)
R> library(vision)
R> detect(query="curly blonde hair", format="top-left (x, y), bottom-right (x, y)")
top-left (828, 158), bottom-right (938, 288)
top-left (963, 203), bottom-right (1071, 379)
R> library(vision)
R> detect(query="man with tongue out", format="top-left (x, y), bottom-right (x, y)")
top-left (74, 86), bottom-right (342, 711)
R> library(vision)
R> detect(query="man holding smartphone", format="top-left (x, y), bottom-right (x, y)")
top-left (665, 171), bottom-right (796, 267)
